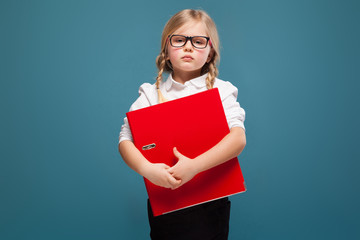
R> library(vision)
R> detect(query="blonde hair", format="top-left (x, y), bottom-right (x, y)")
top-left (155, 9), bottom-right (220, 102)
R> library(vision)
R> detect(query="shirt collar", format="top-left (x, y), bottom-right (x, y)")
top-left (165, 73), bottom-right (208, 91)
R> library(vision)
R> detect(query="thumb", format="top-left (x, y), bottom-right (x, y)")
top-left (173, 147), bottom-right (182, 158)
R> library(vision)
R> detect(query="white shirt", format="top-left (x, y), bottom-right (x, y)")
top-left (119, 73), bottom-right (245, 143)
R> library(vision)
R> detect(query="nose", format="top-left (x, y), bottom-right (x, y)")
top-left (183, 39), bottom-right (193, 52)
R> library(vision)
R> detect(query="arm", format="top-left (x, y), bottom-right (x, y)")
top-left (118, 84), bottom-right (181, 189)
top-left (168, 127), bottom-right (246, 188)
top-left (119, 140), bottom-right (181, 189)
top-left (195, 126), bottom-right (246, 171)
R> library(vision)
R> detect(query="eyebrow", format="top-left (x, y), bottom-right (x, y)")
top-left (171, 34), bottom-right (209, 37)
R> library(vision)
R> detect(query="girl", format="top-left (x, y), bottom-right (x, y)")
top-left (119, 9), bottom-right (246, 240)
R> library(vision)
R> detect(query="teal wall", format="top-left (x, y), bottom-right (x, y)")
top-left (1, 0), bottom-right (359, 239)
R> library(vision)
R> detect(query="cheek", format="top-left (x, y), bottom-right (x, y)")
top-left (196, 49), bottom-right (211, 61)
top-left (168, 48), bottom-right (182, 60)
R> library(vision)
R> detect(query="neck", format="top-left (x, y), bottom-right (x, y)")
top-left (172, 69), bottom-right (202, 84)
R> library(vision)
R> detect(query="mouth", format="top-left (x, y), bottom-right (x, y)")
top-left (181, 55), bottom-right (194, 61)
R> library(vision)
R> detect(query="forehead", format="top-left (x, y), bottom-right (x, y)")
top-left (173, 21), bottom-right (208, 36)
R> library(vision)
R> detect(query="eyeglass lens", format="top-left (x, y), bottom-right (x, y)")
top-left (170, 35), bottom-right (209, 49)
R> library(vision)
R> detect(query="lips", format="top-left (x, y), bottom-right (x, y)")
top-left (181, 55), bottom-right (194, 61)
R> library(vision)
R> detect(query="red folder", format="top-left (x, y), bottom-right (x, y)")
top-left (126, 88), bottom-right (246, 216)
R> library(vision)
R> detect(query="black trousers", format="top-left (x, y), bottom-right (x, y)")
top-left (147, 198), bottom-right (231, 240)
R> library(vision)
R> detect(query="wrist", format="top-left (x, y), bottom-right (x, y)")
top-left (138, 161), bottom-right (152, 177)
top-left (193, 156), bottom-right (204, 175)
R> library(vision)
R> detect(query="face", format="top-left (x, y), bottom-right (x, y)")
top-left (167, 21), bottom-right (213, 79)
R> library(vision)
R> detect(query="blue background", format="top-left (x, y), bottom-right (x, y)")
top-left (1, 0), bottom-right (359, 239)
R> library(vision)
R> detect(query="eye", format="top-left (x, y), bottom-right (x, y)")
top-left (193, 37), bottom-right (206, 45)
top-left (172, 36), bottom-right (185, 43)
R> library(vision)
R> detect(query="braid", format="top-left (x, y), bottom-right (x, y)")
top-left (155, 52), bottom-right (169, 103)
top-left (155, 52), bottom-right (166, 89)
top-left (205, 61), bottom-right (218, 89)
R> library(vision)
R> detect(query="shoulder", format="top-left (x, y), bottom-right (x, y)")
top-left (129, 82), bottom-right (158, 111)
top-left (213, 77), bottom-right (238, 100)
top-left (138, 82), bottom-right (157, 96)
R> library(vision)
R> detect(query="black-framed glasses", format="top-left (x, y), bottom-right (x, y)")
top-left (168, 35), bottom-right (211, 49)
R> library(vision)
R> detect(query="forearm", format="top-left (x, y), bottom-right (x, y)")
top-left (193, 127), bottom-right (246, 174)
top-left (118, 140), bottom-right (150, 177)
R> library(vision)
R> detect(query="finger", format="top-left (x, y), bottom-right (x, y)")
top-left (171, 179), bottom-right (182, 190)
top-left (158, 180), bottom-right (170, 189)
top-left (177, 179), bottom-right (186, 188)
top-left (167, 174), bottom-right (181, 188)
top-left (159, 163), bottom-right (170, 169)
top-left (164, 178), bottom-right (173, 189)
top-left (168, 173), bottom-right (181, 185)
top-left (167, 165), bottom-right (175, 174)
top-left (172, 181), bottom-right (184, 190)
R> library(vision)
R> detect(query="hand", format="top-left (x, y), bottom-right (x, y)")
top-left (168, 147), bottom-right (199, 189)
top-left (143, 163), bottom-right (181, 189)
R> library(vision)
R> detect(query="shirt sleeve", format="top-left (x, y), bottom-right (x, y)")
top-left (219, 82), bottom-right (246, 131)
top-left (118, 83), bottom-right (153, 143)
